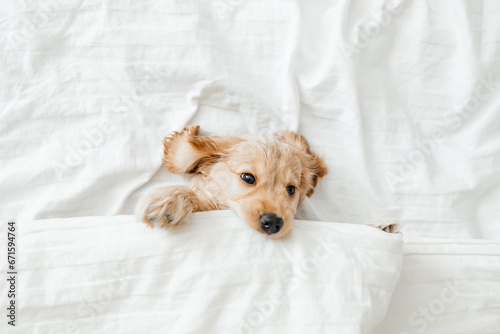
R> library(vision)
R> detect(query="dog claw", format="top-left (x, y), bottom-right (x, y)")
top-left (380, 223), bottom-right (401, 233)
top-left (369, 218), bottom-right (402, 234)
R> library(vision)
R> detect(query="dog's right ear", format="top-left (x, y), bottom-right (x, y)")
top-left (162, 126), bottom-right (243, 174)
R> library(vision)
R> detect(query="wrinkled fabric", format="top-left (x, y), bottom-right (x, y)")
top-left (4, 211), bottom-right (403, 333)
top-left (2, 1), bottom-right (500, 333)
top-left (1, 1), bottom-right (500, 241)
top-left (374, 236), bottom-right (500, 334)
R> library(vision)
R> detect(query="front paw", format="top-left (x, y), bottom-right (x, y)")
top-left (137, 186), bottom-right (198, 229)
top-left (368, 218), bottom-right (402, 233)
top-left (145, 210), bottom-right (185, 229)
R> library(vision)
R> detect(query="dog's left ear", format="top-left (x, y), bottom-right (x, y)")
top-left (279, 130), bottom-right (328, 198)
top-left (163, 125), bottom-right (243, 174)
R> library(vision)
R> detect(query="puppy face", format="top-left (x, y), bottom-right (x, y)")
top-left (163, 126), bottom-right (327, 238)
top-left (218, 137), bottom-right (303, 238)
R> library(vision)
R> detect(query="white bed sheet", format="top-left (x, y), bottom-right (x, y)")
top-left (2, 1), bottom-right (500, 333)
top-left (373, 236), bottom-right (500, 334)
top-left (2, 0), bottom-right (500, 241)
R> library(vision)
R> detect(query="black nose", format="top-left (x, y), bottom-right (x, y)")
top-left (259, 214), bottom-right (284, 235)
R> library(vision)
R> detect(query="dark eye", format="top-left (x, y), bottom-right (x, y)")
top-left (240, 173), bottom-right (256, 185)
top-left (286, 185), bottom-right (295, 195)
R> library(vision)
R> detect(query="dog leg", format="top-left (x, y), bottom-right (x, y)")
top-left (137, 186), bottom-right (201, 228)
top-left (368, 218), bottom-right (401, 233)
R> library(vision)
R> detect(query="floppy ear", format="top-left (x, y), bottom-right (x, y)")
top-left (279, 130), bottom-right (328, 198)
top-left (162, 126), bottom-right (243, 174)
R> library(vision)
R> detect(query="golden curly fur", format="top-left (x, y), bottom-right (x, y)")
top-left (137, 125), bottom-right (328, 238)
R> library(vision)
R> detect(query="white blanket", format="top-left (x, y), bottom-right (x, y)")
top-left (2, 0), bottom-right (500, 333)
top-left (3, 213), bottom-right (500, 334)
top-left (2, 212), bottom-right (403, 334)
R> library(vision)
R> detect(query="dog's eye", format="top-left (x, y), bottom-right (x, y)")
top-left (286, 185), bottom-right (295, 195)
top-left (240, 173), bottom-right (256, 185)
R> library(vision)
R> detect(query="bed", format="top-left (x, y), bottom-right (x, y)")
top-left (1, 0), bottom-right (500, 333)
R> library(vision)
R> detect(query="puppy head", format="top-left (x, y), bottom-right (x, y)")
top-left (163, 126), bottom-right (327, 238)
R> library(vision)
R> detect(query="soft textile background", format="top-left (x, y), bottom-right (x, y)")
top-left (2, 212), bottom-right (403, 334)
top-left (373, 236), bottom-right (500, 334)
top-left (2, 2), bottom-right (500, 333)
top-left (1, 0), bottom-right (500, 241)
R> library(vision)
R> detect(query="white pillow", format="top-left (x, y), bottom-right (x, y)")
top-left (15, 211), bottom-right (403, 334)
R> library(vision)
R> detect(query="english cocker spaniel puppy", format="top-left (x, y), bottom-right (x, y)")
top-left (138, 126), bottom-right (400, 237)
top-left (137, 125), bottom-right (327, 238)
